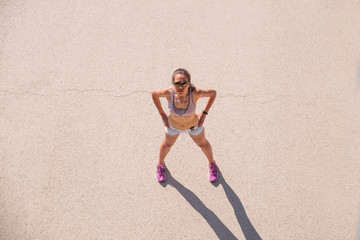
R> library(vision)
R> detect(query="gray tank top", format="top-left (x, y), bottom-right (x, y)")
top-left (168, 85), bottom-right (196, 117)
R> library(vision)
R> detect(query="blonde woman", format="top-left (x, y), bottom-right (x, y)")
top-left (151, 68), bottom-right (218, 182)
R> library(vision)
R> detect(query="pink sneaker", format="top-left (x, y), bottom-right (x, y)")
top-left (209, 162), bottom-right (219, 182)
top-left (157, 164), bottom-right (166, 182)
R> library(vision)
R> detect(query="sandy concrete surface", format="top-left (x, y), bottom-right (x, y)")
top-left (1, 1), bottom-right (360, 239)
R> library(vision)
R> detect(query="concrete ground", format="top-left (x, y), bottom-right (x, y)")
top-left (1, 1), bottom-right (359, 239)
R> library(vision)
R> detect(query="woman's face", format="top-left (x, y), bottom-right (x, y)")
top-left (173, 74), bottom-right (190, 96)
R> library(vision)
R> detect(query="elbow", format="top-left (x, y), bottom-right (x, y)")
top-left (212, 90), bottom-right (217, 98)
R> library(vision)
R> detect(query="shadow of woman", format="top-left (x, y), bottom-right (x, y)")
top-left (213, 170), bottom-right (262, 240)
top-left (160, 167), bottom-right (262, 240)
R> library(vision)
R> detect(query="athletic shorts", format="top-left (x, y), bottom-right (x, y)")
top-left (165, 124), bottom-right (204, 136)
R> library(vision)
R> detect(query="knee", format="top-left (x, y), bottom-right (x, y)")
top-left (197, 140), bottom-right (209, 148)
top-left (164, 140), bottom-right (174, 148)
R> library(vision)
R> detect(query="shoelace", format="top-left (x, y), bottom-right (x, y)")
top-left (157, 166), bottom-right (164, 173)
top-left (210, 165), bottom-right (217, 173)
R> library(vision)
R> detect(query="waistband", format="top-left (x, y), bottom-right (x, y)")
top-left (169, 124), bottom-right (199, 132)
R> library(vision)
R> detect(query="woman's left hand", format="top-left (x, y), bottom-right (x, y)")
top-left (197, 112), bottom-right (206, 127)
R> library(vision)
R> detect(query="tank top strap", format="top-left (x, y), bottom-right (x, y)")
top-left (189, 85), bottom-right (192, 102)
top-left (170, 87), bottom-right (174, 103)
top-left (189, 85), bottom-right (195, 106)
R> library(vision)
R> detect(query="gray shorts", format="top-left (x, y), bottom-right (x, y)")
top-left (165, 124), bottom-right (204, 136)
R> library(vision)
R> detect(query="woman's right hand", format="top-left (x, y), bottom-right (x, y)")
top-left (161, 114), bottom-right (170, 128)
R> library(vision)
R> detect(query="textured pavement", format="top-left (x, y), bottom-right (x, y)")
top-left (1, 1), bottom-right (360, 239)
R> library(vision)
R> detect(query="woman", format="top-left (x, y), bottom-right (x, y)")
top-left (151, 68), bottom-right (219, 182)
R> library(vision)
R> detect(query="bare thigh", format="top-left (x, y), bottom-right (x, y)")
top-left (189, 128), bottom-right (207, 147)
top-left (164, 131), bottom-right (180, 147)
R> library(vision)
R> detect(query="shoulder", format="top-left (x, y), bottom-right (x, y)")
top-left (193, 87), bottom-right (217, 98)
top-left (152, 86), bottom-right (172, 98)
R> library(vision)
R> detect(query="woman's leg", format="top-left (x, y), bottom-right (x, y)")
top-left (190, 129), bottom-right (215, 165)
top-left (159, 132), bottom-right (179, 165)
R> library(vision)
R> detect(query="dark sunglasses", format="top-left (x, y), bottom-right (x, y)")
top-left (173, 81), bottom-right (189, 87)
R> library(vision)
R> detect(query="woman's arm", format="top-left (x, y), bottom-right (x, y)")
top-left (151, 88), bottom-right (170, 116)
top-left (197, 88), bottom-right (217, 113)
top-left (196, 88), bottom-right (216, 127)
top-left (152, 88), bottom-right (171, 128)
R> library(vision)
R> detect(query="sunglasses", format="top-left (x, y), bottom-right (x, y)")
top-left (173, 81), bottom-right (189, 87)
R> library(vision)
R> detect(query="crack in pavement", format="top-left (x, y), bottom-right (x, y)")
top-left (1, 89), bottom-right (290, 104)
top-left (0, 89), bottom-right (152, 98)
top-left (219, 93), bottom-right (290, 104)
